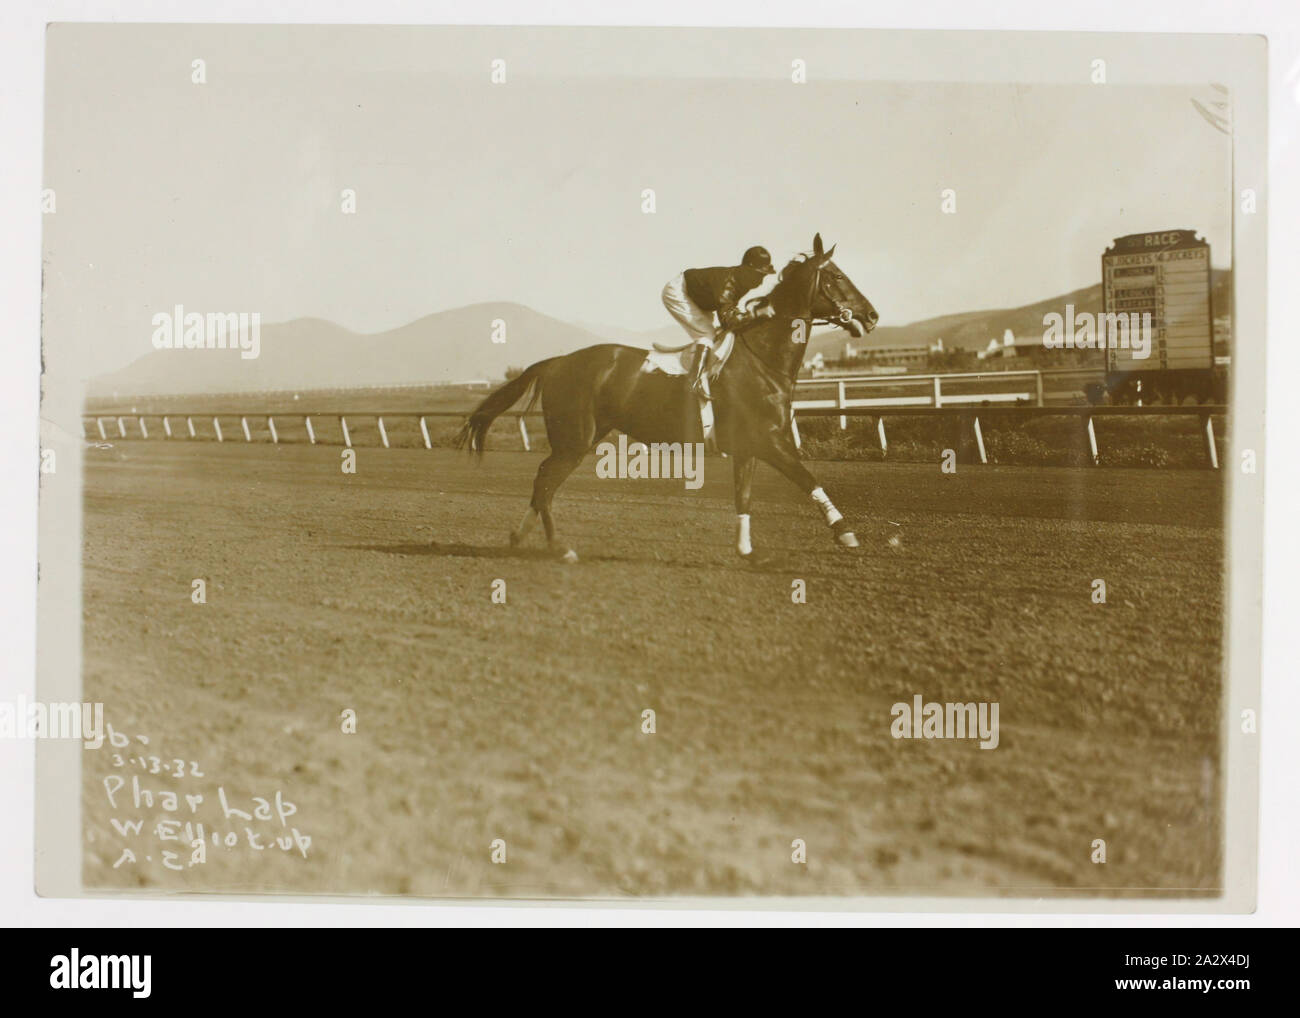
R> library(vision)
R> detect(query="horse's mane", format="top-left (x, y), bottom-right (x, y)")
top-left (742, 253), bottom-right (814, 314)
top-left (777, 254), bottom-right (811, 284)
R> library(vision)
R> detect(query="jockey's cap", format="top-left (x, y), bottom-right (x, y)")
top-left (742, 246), bottom-right (775, 275)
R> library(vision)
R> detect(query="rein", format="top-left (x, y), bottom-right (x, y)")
top-left (807, 262), bottom-right (857, 328)
top-left (735, 261), bottom-right (853, 381)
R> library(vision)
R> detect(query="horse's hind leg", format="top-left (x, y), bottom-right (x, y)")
top-left (759, 438), bottom-right (860, 549)
top-left (529, 450), bottom-right (586, 561)
top-left (509, 506), bottom-right (539, 547)
top-left (512, 424), bottom-right (606, 552)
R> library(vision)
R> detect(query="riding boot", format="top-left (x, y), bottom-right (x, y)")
top-left (689, 341), bottom-right (713, 402)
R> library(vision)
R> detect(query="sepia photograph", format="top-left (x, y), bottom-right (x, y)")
top-left (24, 19), bottom-right (1271, 915)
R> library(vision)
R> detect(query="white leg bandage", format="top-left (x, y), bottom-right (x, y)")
top-left (736, 514), bottom-right (752, 555)
top-left (810, 487), bottom-right (843, 526)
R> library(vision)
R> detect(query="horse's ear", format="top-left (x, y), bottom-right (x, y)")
top-left (824, 244), bottom-right (836, 260)
top-left (813, 233), bottom-right (824, 256)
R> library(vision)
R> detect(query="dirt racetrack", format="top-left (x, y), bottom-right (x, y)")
top-left (80, 441), bottom-right (1225, 899)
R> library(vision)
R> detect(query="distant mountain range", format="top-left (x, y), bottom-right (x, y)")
top-left (88, 272), bottom-right (1231, 397)
top-left (89, 303), bottom-right (607, 397)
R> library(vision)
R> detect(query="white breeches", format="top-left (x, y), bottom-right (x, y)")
top-left (661, 273), bottom-right (717, 345)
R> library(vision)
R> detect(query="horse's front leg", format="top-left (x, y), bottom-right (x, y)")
top-left (733, 453), bottom-right (757, 557)
top-left (759, 437), bottom-right (860, 549)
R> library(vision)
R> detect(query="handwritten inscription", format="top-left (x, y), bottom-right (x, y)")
top-left (88, 722), bottom-right (312, 873)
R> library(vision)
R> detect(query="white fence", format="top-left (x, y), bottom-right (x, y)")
top-left (82, 401), bottom-right (1226, 469)
top-left (792, 370), bottom-right (1044, 429)
top-left (82, 410), bottom-right (530, 451)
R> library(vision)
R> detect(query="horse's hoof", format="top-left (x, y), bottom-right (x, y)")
top-left (560, 549), bottom-right (579, 564)
top-left (831, 518), bottom-right (859, 549)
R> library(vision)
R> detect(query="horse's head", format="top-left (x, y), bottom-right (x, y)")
top-left (775, 233), bottom-right (879, 338)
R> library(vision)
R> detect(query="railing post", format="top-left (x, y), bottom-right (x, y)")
top-left (377, 416), bottom-right (390, 448)
top-left (241, 416), bottom-right (251, 442)
top-left (838, 380), bottom-right (847, 430)
top-left (117, 417), bottom-right (126, 438)
top-left (162, 416), bottom-right (172, 439)
top-left (305, 416), bottom-right (316, 445)
top-left (973, 416), bottom-right (987, 464)
top-left (1035, 371), bottom-right (1044, 407)
top-left (268, 416), bottom-right (279, 444)
top-left (877, 416), bottom-right (888, 457)
top-left (187, 416), bottom-right (196, 438)
top-left (790, 413), bottom-right (801, 449)
top-left (1203, 414), bottom-right (1220, 469)
top-left (340, 416), bottom-right (352, 448)
top-left (518, 415), bottom-right (530, 451)
top-left (96, 418), bottom-right (107, 440)
top-left (213, 417), bottom-right (224, 442)
top-left (419, 416), bottom-right (431, 450)
top-left (1085, 415), bottom-right (1099, 465)
top-left (932, 376), bottom-right (942, 408)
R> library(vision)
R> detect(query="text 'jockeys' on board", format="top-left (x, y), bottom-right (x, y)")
top-left (456, 234), bottom-right (879, 563)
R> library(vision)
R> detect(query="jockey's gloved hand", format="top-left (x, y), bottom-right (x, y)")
top-left (724, 304), bottom-right (776, 332)
top-left (726, 309), bottom-right (765, 333)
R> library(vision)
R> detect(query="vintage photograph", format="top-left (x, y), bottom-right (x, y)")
top-left (33, 25), bottom-right (1263, 904)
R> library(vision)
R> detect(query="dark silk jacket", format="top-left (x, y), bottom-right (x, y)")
top-left (682, 265), bottom-right (769, 329)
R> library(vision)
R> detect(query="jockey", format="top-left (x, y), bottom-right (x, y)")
top-left (661, 246), bottom-right (777, 398)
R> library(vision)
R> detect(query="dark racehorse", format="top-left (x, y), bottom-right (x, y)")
top-left (457, 234), bottom-right (878, 561)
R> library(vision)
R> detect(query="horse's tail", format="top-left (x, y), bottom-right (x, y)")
top-left (455, 358), bottom-right (554, 455)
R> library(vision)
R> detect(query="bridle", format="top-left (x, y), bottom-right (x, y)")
top-left (747, 258), bottom-right (857, 329)
top-left (807, 261), bottom-right (858, 329)
top-left (736, 259), bottom-right (857, 381)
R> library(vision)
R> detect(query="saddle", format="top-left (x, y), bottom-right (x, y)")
top-left (642, 331), bottom-right (735, 442)
top-left (643, 329), bottom-right (735, 379)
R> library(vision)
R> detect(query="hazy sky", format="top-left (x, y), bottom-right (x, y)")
top-left (43, 25), bottom-right (1231, 379)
